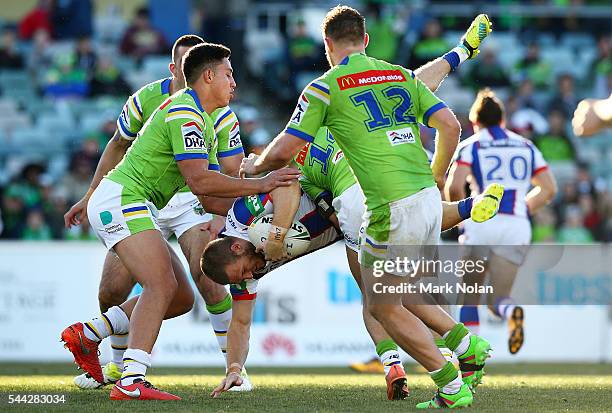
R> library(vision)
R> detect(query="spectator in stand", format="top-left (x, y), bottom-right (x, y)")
top-left (237, 107), bottom-right (271, 154)
top-left (590, 35), bottom-right (611, 98)
top-left (27, 29), bottom-right (54, 91)
top-left (18, 0), bottom-right (52, 40)
top-left (514, 42), bottom-right (552, 89)
top-left (0, 27), bottom-right (24, 69)
top-left (287, 18), bottom-right (320, 93)
top-left (89, 55), bottom-right (131, 97)
top-left (534, 109), bottom-right (576, 164)
top-left (365, 3), bottom-right (399, 62)
top-left (43, 51), bottom-right (88, 98)
top-left (579, 193), bottom-right (604, 241)
top-left (59, 155), bottom-right (95, 206)
top-left (463, 48), bottom-right (511, 90)
top-left (120, 7), bottom-right (168, 60)
top-left (408, 19), bottom-right (449, 69)
top-left (74, 37), bottom-right (97, 80)
top-left (531, 206), bottom-right (557, 242)
top-left (506, 94), bottom-right (548, 142)
top-left (1, 163), bottom-right (47, 238)
top-left (21, 208), bottom-right (52, 241)
top-left (557, 205), bottom-right (593, 244)
top-left (547, 73), bottom-right (580, 118)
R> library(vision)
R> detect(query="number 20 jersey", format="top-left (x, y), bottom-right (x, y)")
top-left (455, 125), bottom-right (548, 217)
top-left (285, 52), bottom-right (447, 211)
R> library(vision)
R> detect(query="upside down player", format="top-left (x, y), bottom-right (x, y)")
top-left (446, 89), bottom-right (557, 354)
top-left (204, 141), bottom-right (502, 400)
top-left (63, 35), bottom-right (252, 391)
top-left (60, 43), bottom-right (300, 400)
top-left (240, 6), bottom-right (495, 408)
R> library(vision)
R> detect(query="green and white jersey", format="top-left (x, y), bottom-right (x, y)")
top-left (285, 52), bottom-right (446, 211)
top-left (116, 77), bottom-right (242, 185)
top-left (107, 88), bottom-right (216, 210)
top-left (294, 127), bottom-right (356, 201)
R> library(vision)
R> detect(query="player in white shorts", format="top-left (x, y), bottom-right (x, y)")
top-left (446, 88), bottom-right (558, 354)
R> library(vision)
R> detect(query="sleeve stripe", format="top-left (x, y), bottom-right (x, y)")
top-left (310, 81), bottom-right (330, 95)
top-left (532, 165), bottom-right (548, 176)
top-left (218, 147), bottom-right (244, 158)
top-left (423, 102), bottom-right (447, 127)
top-left (215, 113), bottom-right (237, 132)
top-left (285, 127), bottom-right (315, 142)
top-left (175, 153), bottom-right (209, 161)
top-left (305, 87), bottom-right (330, 105)
top-left (165, 113), bottom-right (205, 124)
top-left (128, 98), bottom-right (143, 122)
top-left (117, 118), bottom-right (137, 139)
top-left (232, 292), bottom-right (257, 300)
top-left (133, 96), bottom-right (143, 117)
top-left (167, 106), bottom-right (205, 123)
top-left (214, 109), bottom-right (233, 129)
top-left (208, 163), bottom-right (220, 171)
top-left (456, 160), bottom-right (472, 167)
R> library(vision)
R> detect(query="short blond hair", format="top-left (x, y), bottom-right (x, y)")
top-left (321, 5), bottom-right (365, 44)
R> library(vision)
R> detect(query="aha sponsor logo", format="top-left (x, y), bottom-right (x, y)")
top-left (290, 94), bottom-right (309, 125)
top-left (228, 136), bottom-right (241, 149)
top-left (337, 70), bottom-right (406, 90)
top-left (181, 121), bottom-right (206, 151)
top-left (261, 333), bottom-right (296, 357)
top-left (386, 127), bottom-right (415, 146)
top-left (294, 143), bottom-right (310, 166)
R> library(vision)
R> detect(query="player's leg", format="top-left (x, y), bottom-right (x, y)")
top-left (346, 246), bottom-right (408, 400)
top-left (486, 251), bottom-right (523, 354)
top-left (74, 252), bottom-right (135, 389)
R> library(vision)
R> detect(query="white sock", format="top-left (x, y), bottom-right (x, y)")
top-left (209, 309), bottom-right (232, 358)
top-left (496, 298), bottom-right (516, 320)
top-left (442, 373), bottom-right (464, 394)
top-left (443, 330), bottom-right (473, 357)
top-left (110, 333), bottom-right (129, 368)
top-left (120, 348), bottom-right (151, 386)
top-left (452, 46), bottom-right (469, 64)
top-left (83, 306), bottom-right (130, 342)
top-left (379, 349), bottom-right (402, 376)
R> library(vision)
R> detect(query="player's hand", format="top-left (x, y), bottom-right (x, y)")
top-left (210, 372), bottom-right (243, 398)
top-left (259, 168), bottom-right (301, 193)
top-left (572, 98), bottom-right (604, 137)
top-left (262, 237), bottom-right (287, 261)
top-left (200, 215), bottom-right (225, 240)
top-left (64, 197), bottom-right (89, 228)
top-left (239, 153), bottom-right (260, 178)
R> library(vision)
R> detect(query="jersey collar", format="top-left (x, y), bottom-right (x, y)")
top-left (161, 77), bottom-right (172, 95)
top-left (186, 88), bottom-right (205, 113)
top-left (339, 52), bottom-right (365, 65)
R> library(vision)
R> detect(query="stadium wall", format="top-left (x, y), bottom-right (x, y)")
top-left (0, 242), bottom-right (610, 366)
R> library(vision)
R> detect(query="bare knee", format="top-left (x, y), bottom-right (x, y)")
top-left (98, 287), bottom-right (127, 312)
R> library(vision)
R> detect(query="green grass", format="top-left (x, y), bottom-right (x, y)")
top-left (0, 363), bottom-right (611, 412)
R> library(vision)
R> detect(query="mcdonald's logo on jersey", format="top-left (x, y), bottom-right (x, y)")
top-left (337, 70), bottom-right (406, 90)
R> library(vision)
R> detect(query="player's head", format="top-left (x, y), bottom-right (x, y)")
top-left (469, 88), bottom-right (506, 130)
top-left (201, 237), bottom-right (266, 285)
top-left (182, 42), bottom-right (236, 109)
top-left (321, 5), bottom-right (368, 66)
top-left (170, 34), bottom-right (205, 88)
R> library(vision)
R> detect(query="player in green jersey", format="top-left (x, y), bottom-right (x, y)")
top-left (240, 6), bottom-right (493, 408)
top-left (60, 43), bottom-right (300, 401)
top-left (63, 35), bottom-right (251, 391)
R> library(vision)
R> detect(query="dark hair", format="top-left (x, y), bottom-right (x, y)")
top-left (182, 42), bottom-right (231, 87)
top-left (321, 5), bottom-right (365, 44)
top-left (201, 237), bottom-right (236, 285)
top-left (469, 88), bottom-right (505, 127)
top-left (172, 34), bottom-right (205, 65)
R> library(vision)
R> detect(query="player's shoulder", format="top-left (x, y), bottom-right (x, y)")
top-left (457, 132), bottom-right (482, 151)
top-left (134, 77), bottom-right (171, 100)
top-left (164, 90), bottom-right (209, 124)
top-left (212, 106), bottom-right (237, 130)
top-left (505, 129), bottom-right (533, 146)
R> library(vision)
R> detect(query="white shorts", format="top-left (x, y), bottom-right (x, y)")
top-left (87, 178), bottom-right (161, 250)
top-left (359, 186), bottom-right (442, 272)
top-left (332, 183), bottom-right (365, 252)
top-left (461, 214), bottom-right (531, 265)
top-left (158, 191), bottom-right (212, 240)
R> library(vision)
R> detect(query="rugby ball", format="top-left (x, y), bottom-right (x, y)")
top-left (247, 214), bottom-right (311, 258)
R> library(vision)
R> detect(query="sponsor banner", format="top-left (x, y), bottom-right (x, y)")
top-left (0, 243), bottom-right (610, 365)
top-left (337, 70), bottom-right (406, 90)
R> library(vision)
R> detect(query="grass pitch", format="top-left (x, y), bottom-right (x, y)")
top-left (0, 363), bottom-right (610, 412)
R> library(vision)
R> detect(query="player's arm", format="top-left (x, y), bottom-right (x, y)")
top-left (445, 163), bottom-right (470, 201)
top-left (526, 168), bottom-right (557, 216)
top-left (428, 108), bottom-right (461, 189)
top-left (211, 298), bottom-right (255, 398)
top-left (242, 133), bottom-right (306, 175)
top-left (263, 180), bottom-right (301, 261)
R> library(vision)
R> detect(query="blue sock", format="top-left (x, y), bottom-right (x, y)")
top-left (443, 51), bottom-right (461, 71)
top-left (457, 197), bottom-right (474, 220)
top-left (459, 305), bottom-right (480, 334)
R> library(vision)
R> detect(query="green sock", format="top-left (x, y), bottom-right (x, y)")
top-left (430, 361), bottom-right (458, 389)
top-left (206, 294), bottom-right (232, 314)
top-left (434, 338), bottom-right (446, 348)
top-left (375, 338), bottom-right (398, 356)
top-left (444, 323), bottom-right (469, 352)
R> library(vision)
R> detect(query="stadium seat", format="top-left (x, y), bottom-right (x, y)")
top-left (143, 56), bottom-right (171, 80)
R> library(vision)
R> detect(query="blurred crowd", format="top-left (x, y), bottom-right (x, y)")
top-left (0, 0), bottom-right (610, 242)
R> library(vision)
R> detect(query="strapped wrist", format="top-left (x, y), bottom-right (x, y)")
top-left (228, 362), bottom-right (242, 374)
top-left (268, 225), bottom-right (288, 242)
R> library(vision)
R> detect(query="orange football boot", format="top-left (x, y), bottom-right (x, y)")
top-left (385, 364), bottom-right (409, 400)
top-left (61, 322), bottom-right (103, 383)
